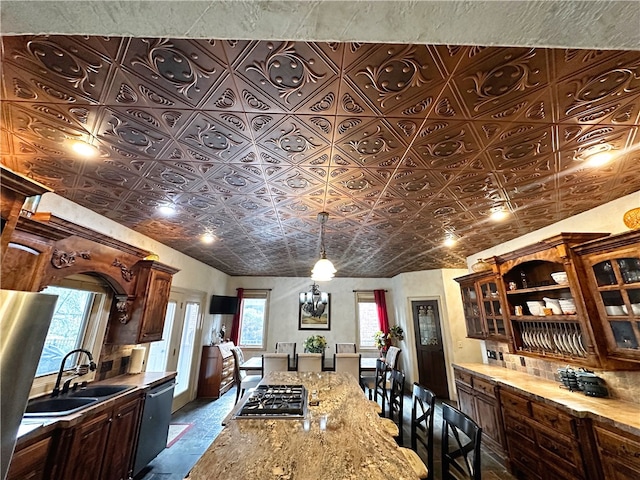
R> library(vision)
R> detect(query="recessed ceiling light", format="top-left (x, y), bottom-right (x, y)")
top-left (71, 140), bottom-right (99, 158)
top-left (490, 207), bottom-right (509, 222)
top-left (158, 205), bottom-right (176, 216)
top-left (586, 151), bottom-right (614, 167)
top-left (443, 235), bottom-right (457, 247)
top-left (202, 233), bottom-right (216, 244)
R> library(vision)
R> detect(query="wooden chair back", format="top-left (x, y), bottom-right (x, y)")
top-left (411, 383), bottom-right (436, 480)
top-left (388, 369), bottom-right (405, 444)
top-left (441, 403), bottom-right (482, 480)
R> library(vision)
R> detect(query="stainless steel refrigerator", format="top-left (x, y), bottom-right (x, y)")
top-left (0, 289), bottom-right (57, 480)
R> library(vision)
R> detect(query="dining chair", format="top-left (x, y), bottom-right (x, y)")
top-left (385, 346), bottom-right (401, 370)
top-left (388, 368), bottom-right (405, 444)
top-left (411, 383), bottom-right (436, 480)
top-left (362, 358), bottom-right (389, 415)
top-left (335, 342), bottom-right (357, 353)
top-left (275, 342), bottom-right (297, 370)
top-left (334, 353), bottom-right (360, 382)
top-left (441, 403), bottom-right (483, 480)
top-left (230, 347), bottom-right (261, 404)
top-left (262, 353), bottom-right (290, 374)
top-left (296, 353), bottom-right (323, 372)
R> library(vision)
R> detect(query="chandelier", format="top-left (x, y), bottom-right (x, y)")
top-left (311, 212), bottom-right (337, 281)
top-left (299, 283), bottom-right (329, 317)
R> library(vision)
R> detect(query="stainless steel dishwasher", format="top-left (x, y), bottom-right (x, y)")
top-left (133, 379), bottom-right (176, 476)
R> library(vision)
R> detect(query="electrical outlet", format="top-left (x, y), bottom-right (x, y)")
top-left (487, 350), bottom-right (497, 360)
top-left (520, 356), bottom-right (526, 367)
top-left (498, 351), bottom-right (504, 361)
top-left (457, 340), bottom-right (463, 349)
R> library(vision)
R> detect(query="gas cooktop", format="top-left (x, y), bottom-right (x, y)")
top-left (236, 385), bottom-right (307, 419)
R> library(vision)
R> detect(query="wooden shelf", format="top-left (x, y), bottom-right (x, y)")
top-left (506, 284), bottom-right (570, 295)
top-left (512, 314), bottom-right (579, 322)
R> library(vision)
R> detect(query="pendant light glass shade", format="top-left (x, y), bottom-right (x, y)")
top-left (311, 212), bottom-right (337, 281)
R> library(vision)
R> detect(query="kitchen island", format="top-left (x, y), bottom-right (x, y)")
top-left (187, 371), bottom-right (417, 480)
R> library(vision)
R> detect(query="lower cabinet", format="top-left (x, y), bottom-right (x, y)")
top-left (592, 423), bottom-right (640, 480)
top-left (6, 431), bottom-right (56, 480)
top-left (58, 392), bottom-right (143, 480)
top-left (453, 367), bottom-right (505, 459)
top-left (500, 388), bottom-right (593, 480)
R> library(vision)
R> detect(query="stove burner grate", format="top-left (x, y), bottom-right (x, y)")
top-left (237, 384), bottom-right (307, 417)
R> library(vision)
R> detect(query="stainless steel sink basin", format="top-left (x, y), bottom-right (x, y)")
top-left (67, 384), bottom-right (134, 398)
top-left (24, 397), bottom-right (99, 417)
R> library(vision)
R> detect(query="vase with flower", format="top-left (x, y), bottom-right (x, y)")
top-left (303, 334), bottom-right (327, 353)
top-left (374, 325), bottom-right (404, 358)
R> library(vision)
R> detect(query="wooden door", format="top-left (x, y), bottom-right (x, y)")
top-left (411, 299), bottom-right (449, 398)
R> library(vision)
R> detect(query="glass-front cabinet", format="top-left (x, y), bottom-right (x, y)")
top-left (575, 231), bottom-right (640, 363)
top-left (455, 269), bottom-right (509, 341)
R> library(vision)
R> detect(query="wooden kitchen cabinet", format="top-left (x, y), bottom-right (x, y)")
top-left (198, 343), bottom-right (236, 399)
top-left (500, 388), bottom-right (593, 480)
top-left (454, 267), bottom-right (511, 342)
top-left (453, 367), bottom-right (505, 460)
top-left (107, 260), bottom-right (179, 344)
top-left (573, 230), bottom-right (640, 365)
top-left (58, 392), bottom-right (143, 480)
top-left (6, 431), bottom-right (56, 480)
top-left (592, 423), bottom-right (640, 480)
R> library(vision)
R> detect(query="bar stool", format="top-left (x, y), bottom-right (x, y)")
top-left (387, 368), bottom-right (405, 444)
top-left (411, 383), bottom-right (436, 480)
top-left (441, 403), bottom-right (482, 480)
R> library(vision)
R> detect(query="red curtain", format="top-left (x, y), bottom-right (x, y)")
top-left (374, 289), bottom-right (389, 334)
top-left (230, 288), bottom-right (244, 345)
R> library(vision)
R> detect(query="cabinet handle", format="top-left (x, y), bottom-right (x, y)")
top-left (117, 413), bottom-right (122, 418)
top-left (109, 418), bottom-right (113, 423)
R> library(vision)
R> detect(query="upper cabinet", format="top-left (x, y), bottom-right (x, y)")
top-left (457, 232), bottom-right (640, 369)
top-left (455, 266), bottom-right (511, 343)
top-left (573, 231), bottom-right (640, 365)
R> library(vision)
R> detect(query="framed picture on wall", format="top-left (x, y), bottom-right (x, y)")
top-left (298, 294), bottom-right (331, 330)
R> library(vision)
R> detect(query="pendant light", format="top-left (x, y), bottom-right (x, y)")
top-left (311, 211), bottom-right (336, 281)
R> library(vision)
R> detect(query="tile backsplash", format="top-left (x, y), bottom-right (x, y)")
top-left (97, 344), bottom-right (135, 380)
top-left (485, 340), bottom-right (640, 404)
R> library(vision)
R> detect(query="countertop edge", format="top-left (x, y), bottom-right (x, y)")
top-left (453, 363), bottom-right (640, 437)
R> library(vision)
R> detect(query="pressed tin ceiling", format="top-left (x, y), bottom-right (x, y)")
top-left (1, 36), bottom-right (640, 277)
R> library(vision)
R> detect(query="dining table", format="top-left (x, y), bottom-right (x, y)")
top-left (185, 371), bottom-right (418, 479)
top-left (239, 355), bottom-right (379, 372)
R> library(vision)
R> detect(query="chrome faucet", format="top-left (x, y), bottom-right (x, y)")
top-left (52, 349), bottom-right (97, 397)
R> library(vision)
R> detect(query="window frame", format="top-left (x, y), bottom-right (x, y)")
top-left (238, 290), bottom-right (270, 350)
top-left (30, 274), bottom-right (111, 397)
top-left (356, 292), bottom-right (380, 350)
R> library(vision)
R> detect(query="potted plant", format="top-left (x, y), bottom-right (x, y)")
top-left (303, 334), bottom-right (327, 353)
top-left (374, 325), bottom-right (404, 357)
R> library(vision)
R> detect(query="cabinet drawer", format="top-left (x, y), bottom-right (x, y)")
top-left (501, 389), bottom-right (531, 416)
top-left (472, 376), bottom-right (496, 398)
top-left (531, 402), bottom-right (574, 437)
top-left (453, 369), bottom-right (472, 387)
top-left (536, 427), bottom-right (583, 475)
top-left (510, 452), bottom-right (541, 479)
top-left (504, 413), bottom-right (536, 444)
top-left (594, 425), bottom-right (640, 470)
top-left (599, 454), bottom-right (640, 480)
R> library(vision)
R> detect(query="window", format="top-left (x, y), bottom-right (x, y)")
top-left (31, 275), bottom-right (111, 396)
top-left (238, 291), bottom-right (269, 348)
top-left (356, 292), bottom-right (380, 349)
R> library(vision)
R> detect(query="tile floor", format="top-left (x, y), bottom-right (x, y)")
top-left (137, 387), bottom-right (515, 480)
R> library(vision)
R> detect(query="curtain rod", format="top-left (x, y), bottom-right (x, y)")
top-left (352, 289), bottom-right (388, 292)
top-left (237, 288), bottom-right (273, 291)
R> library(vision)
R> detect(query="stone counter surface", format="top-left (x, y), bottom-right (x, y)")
top-left (187, 372), bottom-right (418, 480)
top-left (455, 363), bottom-right (640, 436)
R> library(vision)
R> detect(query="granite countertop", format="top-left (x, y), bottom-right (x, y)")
top-left (17, 371), bottom-right (176, 445)
top-left (454, 363), bottom-right (640, 436)
top-left (187, 372), bottom-right (419, 480)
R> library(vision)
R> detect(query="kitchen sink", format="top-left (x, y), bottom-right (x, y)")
top-left (24, 397), bottom-right (100, 416)
top-left (67, 384), bottom-right (134, 398)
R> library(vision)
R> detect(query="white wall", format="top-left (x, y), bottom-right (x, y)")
top-left (468, 191), bottom-right (640, 267)
top-left (226, 276), bottom-right (394, 358)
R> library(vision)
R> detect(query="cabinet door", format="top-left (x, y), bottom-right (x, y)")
top-left (460, 283), bottom-right (485, 338)
top-left (478, 278), bottom-right (507, 337)
top-left (6, 436), bottom-right (52, 480)
top-left (102, 396), bottom-right (143, 480)
top-left (455, 383), bottom-right (476, 419)
top-left (62, 412), bottom-right (111, 480)
top-left (139, 269), bottom-right (173, 342)
top-left (475, 393), bottom-right (504, 449)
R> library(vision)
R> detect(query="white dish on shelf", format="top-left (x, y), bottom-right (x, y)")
top-left (605, 305), bottom-right (625, 316)
top-left (551, 271), bottom-right (569, 285)
top-left (526, 301), bottom-right (545, 316)
top-left (559, 298), bottom-right (577, 315)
